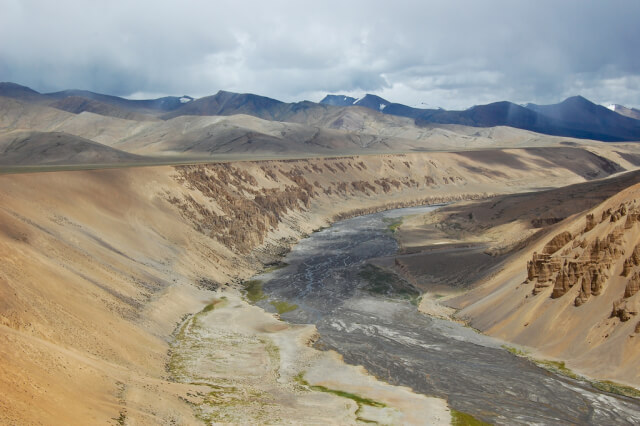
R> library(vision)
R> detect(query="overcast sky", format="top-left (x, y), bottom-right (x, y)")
top-left (1, 0), bottom-right (639, 109)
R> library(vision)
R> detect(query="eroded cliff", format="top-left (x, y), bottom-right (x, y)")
top-left (454, 182), bottom-right (640, 386)
top-left (0, 148), bottom-right (633, 423)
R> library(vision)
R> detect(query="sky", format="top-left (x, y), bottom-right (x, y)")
top-left (1, 0), bottom-right (639, 109)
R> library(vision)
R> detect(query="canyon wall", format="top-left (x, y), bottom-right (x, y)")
top-left (454, 183), bottom-right (640, 386)
top-left (0, 148), bottom-right (630, 423)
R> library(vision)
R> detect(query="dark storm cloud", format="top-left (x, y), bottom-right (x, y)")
top-left (1, 0), bottom-right (639, 108)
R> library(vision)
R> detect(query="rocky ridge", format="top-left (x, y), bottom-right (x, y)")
top-left (525, 201), bottom-right (640, 332)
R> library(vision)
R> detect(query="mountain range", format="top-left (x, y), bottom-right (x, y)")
top-left (608, 104), bottom-right (640, 121)
top-left (1, 81), bottom-right (640, 149)
top-left (321, 94), bottom-right (640, 142)
top-left (4, 81), bottom-right (640, 424)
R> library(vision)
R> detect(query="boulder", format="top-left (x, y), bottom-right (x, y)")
top-left (584, 213), bottom-right (597, 232)
top-left (625, 272), bottom-right (640, 298)
top-left (575, 276), bottom-right (592, 306)
top-left (542, 231), bottom-right (573, 255)
top-left (552, 269), bottom-right (571, 298)
top-left (611, 299), bottom-right (636, 322)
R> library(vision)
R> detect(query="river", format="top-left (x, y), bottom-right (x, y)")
top-left (254, 205), bottom-right (640, 425)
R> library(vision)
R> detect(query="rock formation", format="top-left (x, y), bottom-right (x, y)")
top-left (527, 203), bottom-right (638, 312)
top-left (543, 231), bottom-right (573, 255)
top-left (625, 272), bottom-right (640, 298)
top-left (611, 299), bottom-right (638, 322)
top-left (584, 213), bottom-right (597, 232)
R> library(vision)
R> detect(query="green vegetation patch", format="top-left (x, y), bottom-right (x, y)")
top-left (112, 411), bottom-right (127, 426)
top-left (383, 217), bottom-right (403, 233)
top-left (501, 345), bottom-right (529, 357)
top-left (261, 338), bottom-right (281, 374)
top-left (294, 372), bottom-right (386, 422)
top-left (263, 262), bottom-right (289, 273)
top-left (242, 279), bottom-right (266, 303)
top-left (534, 360), bottom-right (581, 380)
top-left (450, 409), bottom-right (491, 426)
top-left (503, 346), bottom-right (640, 399)
top-left (591, 380), bottom-right (640, 399)
top-left (270, 300), bottom-right (298, 314)
top-left (202, 298), bottom-right (228, 313)
top-left (358, 264), bottom-right (420, 304)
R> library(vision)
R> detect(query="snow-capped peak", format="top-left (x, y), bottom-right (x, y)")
top-left (180, 96), bottom-right (192, 104)
top-left (607, 104), bottom-right (617, 111)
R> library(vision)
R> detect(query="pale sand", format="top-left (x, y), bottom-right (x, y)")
top-left (170, 290), bottom-right (450, 424)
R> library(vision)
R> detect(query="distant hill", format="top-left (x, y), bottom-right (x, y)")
top-left (525, 96), bottom-right (640, 141)
top-left (320, 94), bottom-right (357, 106)
top-left (608, 104), bottom-right (640, 121)
top-left (3, 82), bottom-right (640, 142)
top-left (323, 92), bottom-right (640, 142)
top-left (161, 91), bottom-right (409, 131)
top-left (46, 89), bottom-right (191, 114)
top-left (0, 131), bottom-right (144, 165)
top-left (0, 82), bottom-right (49, 102)
top-left (0, 82), bottom-right (192, 118)
top-left (352, 94), bottom-right (391, 111)
top-left (49, 96), bottom-right (155, 121)
top-left (163, 90), bottom-right (288, 121)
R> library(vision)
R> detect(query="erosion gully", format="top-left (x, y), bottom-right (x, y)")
top-left (253, 205), bottom-right (640, 425)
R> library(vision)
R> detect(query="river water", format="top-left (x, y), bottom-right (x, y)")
top-left (255, 205), bottom-right (640, 425)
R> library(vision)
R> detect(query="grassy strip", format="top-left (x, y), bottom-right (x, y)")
top-left (294, 372), bottom-right (385, 422)
top-left (242, 279), bottom-right (266, 303)
top-left (263, 262), bottom-right (289, 273)
top-left (270, 300), bottom-right (298, 314)
top-left (450, 409), bottom-right (491, 426)
top-left (358, 263), bottom-right (420, 306)
top-left (202, 297), bottom-right (228, 313)
top-left (502, 345), bottom-right (640, 399)
top-left (383, 217), bottom-right (403, 233)
top-left (501, 345), bottom-right (529, 357)
top-left (535, 360), bottom-right (581, 381)
top-left (592, 381), bottom-right (640, 399)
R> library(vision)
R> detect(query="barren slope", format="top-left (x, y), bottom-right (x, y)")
top-left (0, 149), bottom-right (627, 424)
top-left (50, 96), bottom-right (157, 121)
top-left (0, 131), bottom-right (144, 165)
top-left (450, 184), bottom-right (640, 385)
top-left (395, 168), bottom-right (640, 386)
top-left (6, 95), bottom-right (636, 161)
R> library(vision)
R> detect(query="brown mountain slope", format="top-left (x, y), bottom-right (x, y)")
top-left (0, 150), bottom-right (630, 424)
top-left (7, 94), bottom-right (639, 160)
top-left (610, 104), bottom-right (640, 121)
top-left (0, 131), bottom-right (145, 166)
top-left (50, 96), bottom-right (157, 121)
top-left (440, 179), bottom-right (640, 385)
top-left (0, 96), bottom-right (76, 130)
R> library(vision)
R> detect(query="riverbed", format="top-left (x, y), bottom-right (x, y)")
top-left (254, 205), bottom-right (640, 425)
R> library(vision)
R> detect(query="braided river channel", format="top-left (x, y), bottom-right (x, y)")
top-left (254, 205), bottom-right (640, 425)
